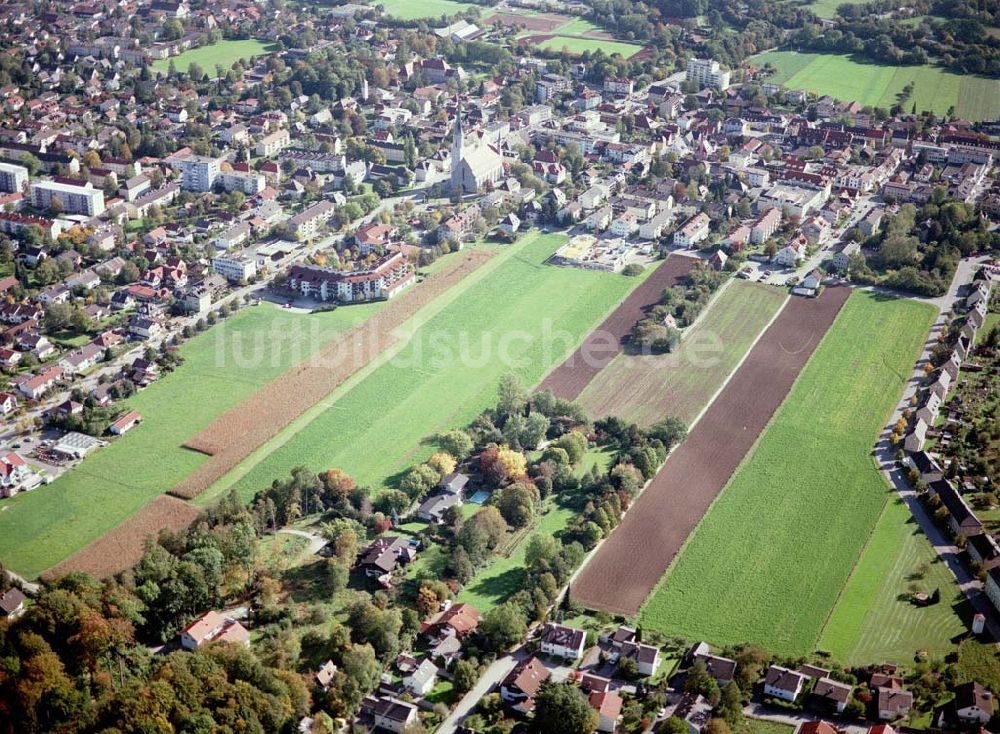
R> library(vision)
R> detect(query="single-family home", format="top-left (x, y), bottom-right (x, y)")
top-left (360, 696), bottom-right (418, 733)
top-left (539, 622), bottom-right (587, 660)
top-left (953, 681), bottom-right (994, 724)
top-left (0, 587), bottom-right (27, 619)
top-left (501, 657), bottom-right (549, 713)
top-left (620, 641), bottom-right (661, 677)
top-left (315, 660), bottom-right (337, 691)
top-left (179, 610), bottom-right (250, 650)
top-left (421, 602), bottom-right (481, 640)
top-left (589, 690), bottom-right (624, 733)
top-left (876, 686), bottom-right (913, 720)
top-left (813, 677), bottom-right (853, 714)
top-left (687, 642), bottom-right (737, 685)
top-left (357, 536), bottom-right (417, 579)
top-left (0, 391), bottom-right (17, 415)
top-left (403, 658), bottom-right (438, 696)
top-left (0, 451), bottom-right (34, 498)
top-left (764, 665), bottom-right (807, 702)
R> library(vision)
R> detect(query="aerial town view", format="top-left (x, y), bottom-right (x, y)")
top-left (3, 0), bottom-right (1000, 731)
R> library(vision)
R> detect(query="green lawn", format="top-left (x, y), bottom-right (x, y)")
top-left (536, 35), bottom-right (644, 58)
top-left (0, 303), bottom-right (385, 579)
top-left (639, 291), bottom-right (936, 655)
top-left (215, 232), bottom-right (645, 502)
top-left (750, 50), bottom-right (1000, 120)
top-left (734, 720), bottom-right (796, 734)
top-left (977, 313), bottom-right (999, 346)
top-left (818, 496), bottom-right (967, 664)
top-left (802, 0), bottom-right (865, 19)
top-left (955, 637), bottom-right (1000, 692)
top-left (373, 0), bottom-right (476, 20)
top-left (578, 280), bottom-right (787, 426)
top-left (153, 39), bottom-right (274, 75)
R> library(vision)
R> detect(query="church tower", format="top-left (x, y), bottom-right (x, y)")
top-left (450, 101), bottom-right (464, 192)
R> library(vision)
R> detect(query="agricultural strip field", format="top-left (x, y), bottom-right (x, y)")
top-left (537, 255), bottom-right (696, 401)
top-left (171, 249), bottom-right (495, 500)
top-left (483, 12), bottom-right (572, 32)
top-left (0, 303), bottom-right (392, 579)
top-left (152, 39), bottom-right (273, 75)
top-left (750, 51), bottom-right (1000, 120)
top-left (211, 232), bottom-right (647, 502)
top-left (529, 35), bottom-right (645, 58)
top-left (42, 496), bottom-right (201, 580)
top-left (818, 495), bottom-right (966, 664)
top-left (374, 0), bottom-right (476, 20)
top-left (639, 291), bottom-right (936, 654)
top-left (577, 280), bottom-right (788, 426)
top-left (572, 287), bottom-right (851, 617)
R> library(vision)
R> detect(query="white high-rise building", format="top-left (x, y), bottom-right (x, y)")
top-left (179, 155), bottom-right (221, 192)
top-left (686, 58), bottom-right (731, 91)
top-left (0, 162), bottom-right (28, 193)
top-left (30, 179), bottom-right (105, 216)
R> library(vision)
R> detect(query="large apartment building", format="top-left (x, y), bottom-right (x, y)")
top-left (286, 251), bottom-right (414, 303)
top-left (686, 58), bottom-right (731, 91)
top-left (0, 161), bottom-right (28, 193)
top-left (30, 179), bottom-right (105, 216)
top-left (178, 155), bottom-right (221, 192)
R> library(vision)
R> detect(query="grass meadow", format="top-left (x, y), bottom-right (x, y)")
top-left (751, 51), bottom-right (1000, 120)
top-left (536, 35), bottom-right (644, 58)
top-left (152, 39), bottom-right (274, 75)
top-left (578, 280), bottom-right (787, 426)
top-left (818, 496), bottom-right (967, 664)
top-left (0, 304), bottom-right (388, 579)
top-left (638, 291), bottom-right (935, 655)
top-left (212, 232), bottom-right (646, 502)
top-left (375, 0), bottom-right (476, 20)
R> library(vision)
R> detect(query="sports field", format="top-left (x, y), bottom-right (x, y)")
top-left (152, 39), bottom-right (273, 75)
top-left (639, 291), bottom-right (936, 654)
top-left (0, 303), bottom-right (384, 579)
top-left (577, 280), bottom-right (787, 426)
top-left (536, 35), bottom-right (644, 58)
top-left (818, 496), bottom-right (966, 664)
top-left (375, 0), bottom-right (475, 20)
top-left (211, 232), bottom-right (646, 502)
top-left (750, 51), bottom-right (1000, 120)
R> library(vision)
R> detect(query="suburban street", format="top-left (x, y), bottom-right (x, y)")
top-left (870, 255), bottom-right (1000, 643)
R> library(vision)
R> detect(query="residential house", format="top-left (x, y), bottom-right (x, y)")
top-left (360, 696), bottom-right (417, 733)
top-left (589, 690), bottom-right (624, 733)
top-left (0, 391), bottom-right (17, 415)
top-left (620, 641), bottom-right (660, 677)
top-left (357, 536), bottom-right (417, 580)
top-left (953, 682), bottom-right (994, 724)
top-left (813, 678), bottom-right (853, 714)
top-left (403, 658), bottom-right (438, 696)
top-left (421, 602), bottom-right (481, 641)
top-left (0, 451), bottom-right (34, 498)
top-left (0, 588), bottom-right (26, 619)
top-left (764, 665), bottom-right (807, 702)
top-left (687, 642), bottom-right (737, 685)
top-left (674, 212), bottom-right (710, 247)
top-left (500, 657), bottom-right (549, 713)
top-left (876, 686), bottom-right (913, 720)
top-left (179, 610), bottom-right (250, 650)
top-left (539, 622), bottom-right (587, 660)
top-left (315, 660), bottom-right (337, 692)
top-left (967, 533), bottom-right (1000, 571)
top-left (14, 366), bottom-right (63, 400)
top-left (750, 207), bottom-right (781, 245)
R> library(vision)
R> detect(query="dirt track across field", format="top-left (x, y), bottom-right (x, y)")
top-left (43, 495), bottom-right (201, 580)
top-left (170, 249), bottom-right (495, 500)
top-left (571, 286), bottom-right (851, 616)
top-left (536, 255), bottom-right (697, 401)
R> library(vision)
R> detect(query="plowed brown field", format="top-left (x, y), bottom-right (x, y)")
top-left (536, 255), bottom-right (696, 401)
top-left (482, 12), bottom-right (571, 31)
top-left (571, 286), bottom-right (850, 616)
top-left (170, 249), bottom-right (494, 499)
top-left (43, 495), bottom-right (201, 580)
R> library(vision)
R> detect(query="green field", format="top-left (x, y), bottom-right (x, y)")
top-left (818, 496), bottom-right (966, 664)
top-left (639, 291), bottom-right (936, 655)
top-left (751, 50), bottom-right (1000, 120)
top-left (153, 39), bottom-right (274, 75)
top-left (578, 280), bottom-right (787, 426)
top-left (798, 0), bottom-right (865, 19)
top-left (536, 35), bottom-right (644, 58)
top-left (212, 233), bottom-right (645, 503)
top-left (0, 303), bottom-right (384, 579)
top-left (374, 0), bottom-right (475, 20)
top-left (1, 251), bottom-right (494, 578)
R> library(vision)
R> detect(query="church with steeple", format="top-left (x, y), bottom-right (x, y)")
top-left (450, 101), bottom-right (504, 194)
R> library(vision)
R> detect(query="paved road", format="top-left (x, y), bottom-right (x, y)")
top-left (872, 256), bottom-right (1000, 643)
top-left (436, 650), bottom-right (524, 734)
top-left (276, 527), bottom-right (327, 556)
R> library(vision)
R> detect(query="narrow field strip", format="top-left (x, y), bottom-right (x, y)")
top-left (639, 291), bottom-right (936, 654)
top-left (42, 496), bottom-right (202, 580)
top-left (572, 287), bottom-right (851, 617)
top-left (537, 255), bottom-right (697, 401)
top-left (170, 249), bottom-right (496, 500)
top-left (577, 280), bottom-right (787, 426)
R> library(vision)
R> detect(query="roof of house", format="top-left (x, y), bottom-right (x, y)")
top-left (421, 602), bottom-right (481, 637)
top-left (765, 665), bottom-right (806, 693)
top-left (316, 660), bottom-right (337, 687)
top-left (540, 622), bottom-right (586, 650)
top-left (799, 721), bottom-right (840, 734)
top-left (502, 656), bottom-right (549, 697)
top-left (954, 681), bottom-right (994, 714)
top-left (588, 690), bottom-right (623, 720)
top-left (406, 658), bottom-right (438, 688)
top-left (0, 587), bottom-right (26, 615)
top-left (877, 686), bottom-right (913, 714)
top-left (814, 677), bottom-right (853, 703)
top-left (621, 641), bottom-right (659, 665)
top-left (180, 610), bottom-right (249, 646)
top-left (693, 651), bottom-right (737, 682)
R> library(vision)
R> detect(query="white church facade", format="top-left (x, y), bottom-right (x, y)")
top-left (450, 104), bottom-right (504, 194)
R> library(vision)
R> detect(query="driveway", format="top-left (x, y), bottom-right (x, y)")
top-left (276, 527), bottom-right (326, 556)
top-left (436, 650), bottom-right (525, 734)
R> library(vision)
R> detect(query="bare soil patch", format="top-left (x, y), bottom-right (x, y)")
top-left (170, 249), bottom-right (494, 500)
top-left (571, 287), bottom-right (851, 616)
top-left (537, 255), bottom-right (697, 401)
top-left (483, 12), bottom-right (570, 31)
top-left (43, 496), bottom-right (201, 580)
